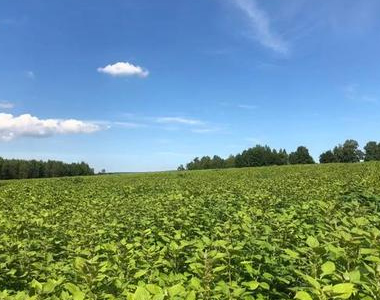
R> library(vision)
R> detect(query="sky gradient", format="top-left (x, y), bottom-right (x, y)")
top-left (1, 0), bottom-right (380, 172)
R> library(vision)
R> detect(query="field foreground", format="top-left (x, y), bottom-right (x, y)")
top-left (1, 163), bottom-right (380, 299)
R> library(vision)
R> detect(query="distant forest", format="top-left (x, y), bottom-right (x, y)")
top-left (0, 158), bottom-right (94, 180)
top-left (179, 139), bottom-right (380, 170)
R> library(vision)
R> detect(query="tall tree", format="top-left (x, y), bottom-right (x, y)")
top-left (364, 141), bottom-right (380, 161)
top-left (289, 146), bottom-right (315, 164)
top-left (333, 140), bottom-right (363, 163)
top-left (224, 155), bottom-right (236, 168)
top-left (0, 157), bottom-right (94, 180)
top-left (319, 150), bottom-right (337, 164)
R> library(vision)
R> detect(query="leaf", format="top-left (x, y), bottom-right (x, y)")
top-left (168, 284), bottom-right (185, 297)
top-left (306, 236), bottom-right (320, 248)
top-left (65, 283), bottom-right (85, 300)
top-left (186, 291), bottom-right (196, 300)
top-left (304, 275), bottom-right (320, 290)
top-left (321, 261), bottom-right (336, 276)
top-left (42, 280), bottom-right (58, 294)
top-left (243, 280), bottom-right (259, 290)
top-left (213, 265), bottom-right (227, 273)
top-left (359, 248), bottom-right (378, 255)
top-left (134, 287), bottom-right (150, 300)
top-left (295, 291), bottom-right (313, 300)
top-left (30, 279), bottom-right (42, 291)
top-left (134, 269), bottom-right (148, 278)
top-left (190, 277), bottom-right (201, 289)
top-left (331, 283), bottom-right (355, 299)
top-left (348, 270), bottom-right (361, 283)
top-left (146, 284), bottom-right (162, 295)
top-left (259, 282), bottom-right (270, 290)
top-left (284, 249), bottom-right (299, 259)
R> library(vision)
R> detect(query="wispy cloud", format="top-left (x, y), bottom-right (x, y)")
top-left (237, 104), bottom-right (257, 110)
top-left (97, 62), bottom-right (149, 78)
top-left (343, 84), bottom-right (378, 104)
top-left (26, 71), bottom-right (35, 79)
top-left (155, 117), bottom-right (204, 125)
top-left (0, 113), bottom-right (101, 141)
top-left (0, 101), bottom-right (14, 109)
top-left (191, 127), bottom-right (220, 134)
top-left (112, 121), bottom-right (147, 128)
top-left (220, 102), bottom-right (258, 110)
top-left (230, 0), bottom-right (289, 54)
top-left (111, 114), bottom-right (226, 134)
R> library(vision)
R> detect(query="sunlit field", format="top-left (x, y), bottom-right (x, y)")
top-left (1, 163), bottom-right (380, 299)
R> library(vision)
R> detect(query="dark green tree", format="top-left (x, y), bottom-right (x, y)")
top-left (333, 140), bottom-right (363, 163)
top-left (364, 141), bottom-right (380, 161)
top-left (319, 150), bottom-right (337, 164)
top-left (289, 146), bottom-right (315, 164)
top-left (224, 155), bottom-right (235, 168)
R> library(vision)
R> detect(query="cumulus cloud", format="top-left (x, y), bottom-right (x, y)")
top-left (0, 101), bottom-right (14, 109)
top-left (97, 62), bottom-right (149, 78)
top-left (0, 113), bottom-right (101, 141)
top-left (155, 117), bottom-right (204, 125)
top-left (231, 0), bottom-right (288, 54)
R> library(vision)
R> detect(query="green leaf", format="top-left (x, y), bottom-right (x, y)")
top-left (331, 283), bottom-right (355, 299)
top-left (190, 277), bottom-right (201, 289)
top-left (65, 283), bottom-right (85, 300)
top-left (284, 249), bottom-right (299, 259)
top-left (321, 261), bottom-right (336, 276)
top-left (134, 269), bottom-right (148, 278)
top-left (304, 275), bottom-right (320, 290)
top-left (348, 270), bottom-right (361, 283)
top-left (306, 236), bottom-right (320, 248)
top-left (134, 287), bottom-right (150, 300)
top-left (186, 291), bottom-right (196, 300)
top-left (42, 280), bottom-right (57, 294)
top-left (146, 284), bottom-right (162, 295)
top-left (295, 291), bottom-right (313, 300)
top-left (259, 282), bottom-right (270, 290)
top-left (168, 284), bottom-right (185, 297)
top-left (30, 279), bottom-right (42, 291)
top-left (213, 265), bottom-right (227, 273)
top-left (243, 281), bottom-right (259, 290)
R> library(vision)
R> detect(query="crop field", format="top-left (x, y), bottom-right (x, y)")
top-left (1, 163), bottom-right (380, 300)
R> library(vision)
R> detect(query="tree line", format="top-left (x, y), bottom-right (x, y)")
top-left (179, 139), bottom-right (380, 170)
top-left (0, 158), bottom-right (94, 180)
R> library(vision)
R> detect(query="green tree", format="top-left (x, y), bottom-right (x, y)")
top-left (364, 141), bottom-right (380, 161)
top-left (224, 155), bottom-right (235, 168)
top-left (319, 150), bottom-right (337, 164)
top-left (333, 140), bottom-right (363, 163)
top-left (289, 146), bottom-right (315, 164)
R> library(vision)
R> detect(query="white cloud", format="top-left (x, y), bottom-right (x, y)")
top-left (0, 113), bottom-right (101, 141)
top-left (112, 121), bottom-right (147, 128)
top-left (156, 117), bottom-right (204, 125)
top-left (237, 104), bottom-right (257, 110)
top-left (0, 101), bottom-right (14, 109)
top-left (97, 62), bottom-right (149, 78)
top-left (231, 0), bottom-right (288, 54)
top-left (191, 128), bottom-right (219, 134)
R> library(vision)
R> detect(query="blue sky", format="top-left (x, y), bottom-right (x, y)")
top-left (1, 0), bottom-right (380, 172)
